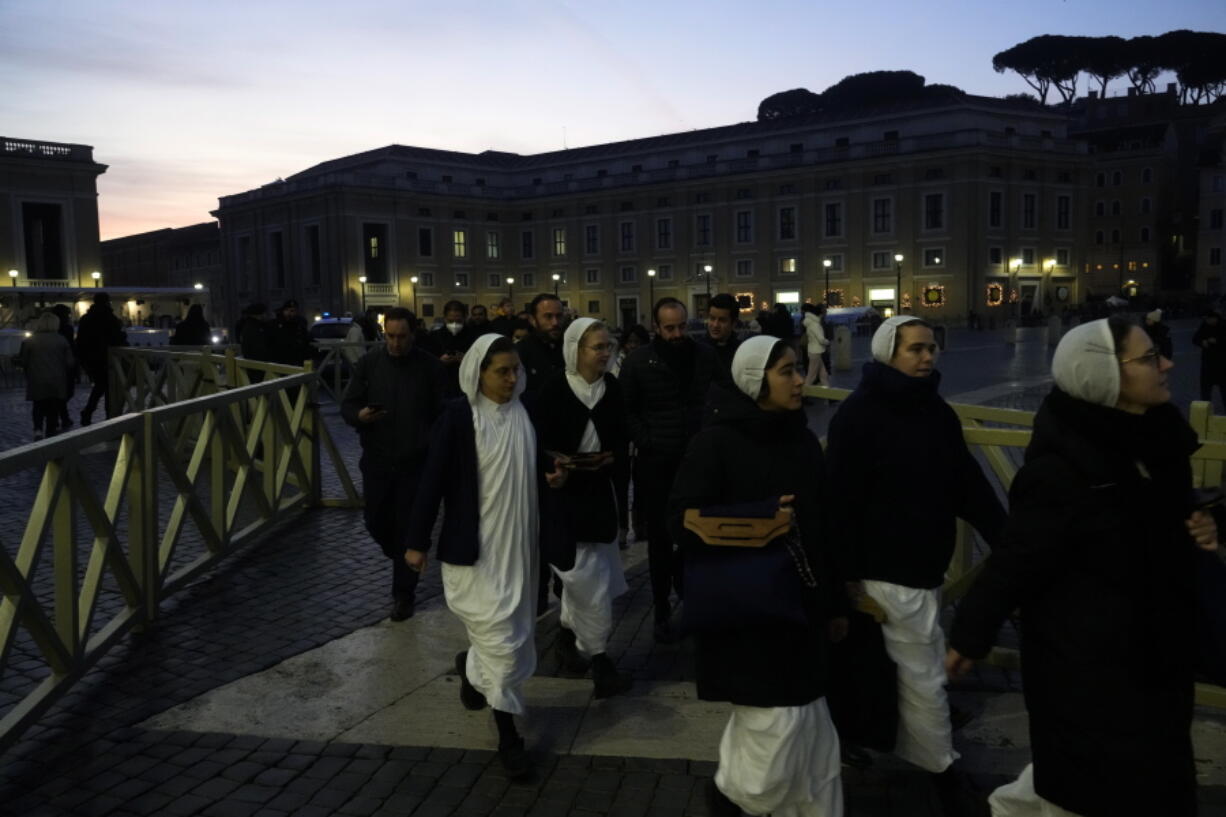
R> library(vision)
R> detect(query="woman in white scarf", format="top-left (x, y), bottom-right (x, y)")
top-left (800, 304), bottom-right (830, 389)
top-left (533, 318), bottom-right (632, 697)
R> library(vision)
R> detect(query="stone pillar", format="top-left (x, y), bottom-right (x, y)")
top-left (834, 325), bottom-right (853, 371)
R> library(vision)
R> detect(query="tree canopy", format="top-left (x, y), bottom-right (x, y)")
top-left (756, 71), bottom-right (965, 121)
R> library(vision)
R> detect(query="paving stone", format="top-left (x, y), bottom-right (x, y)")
top-left (219, 760), bottom-right (265, 783)
top-left (191, 776), bottom-right (243, 800)
top-left (439, 763), bottom-right (484, 789)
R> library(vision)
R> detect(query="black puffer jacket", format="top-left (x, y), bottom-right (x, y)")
top-left (620, 337), bottom-right (728, 462)
top-left (532, 371), bottom-right (628, 570)
top-left (825, 361), bottom-right (1006, 589)
top-left (667, 383), bottom-right (840, 707)
top-left (950, 387), bottom-right (1200, 817)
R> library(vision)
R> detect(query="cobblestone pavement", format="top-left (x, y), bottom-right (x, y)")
top-left (1, 326), bottom-right (1224, 817)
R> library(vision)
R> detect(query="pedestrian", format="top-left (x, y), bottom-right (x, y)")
top-left (517, 293), bottom-right (566, 396)
top-left (1144, 308), bottom-right (1172, 361)
top-left (620, 297), bottom-right (729, 642)
top-left (265, 300), bottom-right (312, 366)
top-left (76, 291), bottom-right (126, 425)
top-left (801, 303), bottom-right (830, 390)
top-left (341, 307), bottom-right (444, 621)
top-left (489, 297), bottom-right (517, 337)
top-left (50, 304), bottom-right (76, 430)
top-left (172, 304), bottom-right (212, 346)
top-left (344, 308), bottom-right (382, 368)
top-left (669, 335), bottom-right (846, 817)
top-left (1193, 310), bottom-right (1226, 410)
top-left (947, 316), bottom-right (1210, 817)
top-left (824, 315), bottom-right (1006, 816)
top-left (609, 324), bottom-right (647, 378)
top-left (532, 318), bottom-right (633, 697)
top-left (468, 303), bottom-right (491, 333)
top-left (700, 293), bottom-right (741, 370)
top-left (430, 300), bottom-right (477, 397)
top-left (18, 311), bottom-right (75, 440)
top-left (405, 333), bottom-right (566, 778)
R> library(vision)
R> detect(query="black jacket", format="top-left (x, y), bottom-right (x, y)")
top-left (516, 333), bottom-right (564, 396)
top-left (429, 325), bottom-right (477, 397)
top-left (699, 333), bottom-right (740, 371)
top-left (172, 317), bottom-right (211, 346)
top-left (75, 304), bottom-right (126, 374)
top-left (266, 316), bottom-right (312, 366)
top-left (1193, 319), bottom-right (1226, 374)
top-left (667, 384), bottom-right (839, 707)
top-left (340, 346), bottom-right (446, 470)
top-left (950, 388), bottom-right (1199, 817)
top-left (532, 371), bottom-right (628, 570)
top-left (825, 361), bottom-right (1006, 588)
top-left (620, 337), bottom-right (728, 462)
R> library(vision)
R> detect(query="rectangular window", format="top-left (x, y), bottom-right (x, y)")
top-left (779, 257), bottom-right (798, 275)
top-left (486, 231), bottom-right (500, 260)
top-left (455, 272), bottom-right (470, 288)
top-left (619, 221), bottom-right (635, 252)
top-left (924, 193), bottom-right (944, 230)
top-left (824, 254), bottom-right (844, 272)
top-left (1111, 200), bottom-right (1121, 216)
top-left (657, 264), bottom-right (673, 281)
top-left (824, 202), bottom-right (843, 238)
top-left (989, 192), bottom-right (1003, 229)
top-left (552, 227), bottom-right (566, 257)
top-left (735, 210), bottom-right (753, 243)
top-left (1021, 247), bottom-right (1036, 265)
top-left (418, 272), bottom-right (434, 287)
top-left (584, 224), bottom-right (599, 255)
top-left (585, 268), bottom-right (600, 284)
top-left (1212, 209), bottom-right (1224, 230)
top-left (521, 272), bottom-right (535, 288)
top-left (587, 300), bottom-right (601, 314)
top-left (872, 198), bottom-right (892, 234)
top-left (521, 230), bottom-right (534, 260)
top-left (1056, 248), bottom-right (1071, 266)
top-left (1056, 195), bottom-right (1071, 230)
top-left (778, 207), bottom-right (796, 241)
top-left (871, 251), bottom-right (891, 270)
top-left (656, 217), bottom-right (673, 250)
top-left (362, 223), bottom-right (387, 282)
top-left (418, 227), bottom-right (433, 257)
top-left (305, 225), bottom-right (321, 286)
top-left (269, 231), bottom-right (286, 289)
top-left (923, 248), bottom-right (944, 267)
top-left (487, 273), bottom-right (502, 288)
top-left (453, 229), bottom-right (467, 258)
top-left (735, 259), bottom-right (753, 278)
top-left (695, 214), bottom-right (712, 247)
top-left (20, 202), bottom-right (65, 279)
top-left (619, 265), bottom-right (637, 283)
top-left (989, 247), bottom-right (1003, 265)
top-left (1022, 194), bottom-right (1036, 229)
top-left (1211, 248), bottom-right (1223, 266)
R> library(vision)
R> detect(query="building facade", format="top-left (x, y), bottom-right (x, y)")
top-left (100, 222), bottom-right (226, 328)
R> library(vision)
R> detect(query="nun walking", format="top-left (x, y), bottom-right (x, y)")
top-left (947, 317), bottom-right (1213, 817)
top-left (824, 316), bottom-right (1005, 816)
top-left (532, 318), bottom-right (633, 697)
top-left (669, 336), bottom-right (845, 817)
top-left (406, 333), bottom-right (566, 778)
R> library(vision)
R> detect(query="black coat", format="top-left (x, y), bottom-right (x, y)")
top-left (1193, 319), bottom-right (1226, 375)
top-left (620, 338), bottom-right (728, 462)
top-left (531, 371), bottom-right (628, 570)
top-left (429, 325), bottom-right (477, 398)
top-left (698, 333), bottom-right (740, 371)
top-left (266, 316), bottom-right (312, 366)
top-left (516, 333), bottom-right (564, 396)
top-left (172, 317), bottom-right (212, 346)
top-left (949, 387), bottom-right (1200, 817)
top-left (825, 362), bottom-right (1006, 589)
top-left (340, 346), bottom-right (446, 469)
top-left (667, 383), bottom-right (840, 707)
top-left (75, 304), bottom-right (126, 375)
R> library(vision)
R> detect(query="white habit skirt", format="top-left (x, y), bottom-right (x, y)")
top-left (552, 539), bottom-right (628, 656)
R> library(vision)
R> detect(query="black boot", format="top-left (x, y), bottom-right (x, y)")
top-left (704, 779), bottom-right (740, 817)
top-left (931, 766), bottom-right (989, 817)
top-left (591, 653), bottom-right (632, 699)
top-left (455, 651), bottom-right (487, 711)
top-left (494, 710), bottom-right (532, 780)
top-left (555, 627), bottom-right (591, 675)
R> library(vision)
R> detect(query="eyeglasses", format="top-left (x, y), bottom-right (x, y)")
top-left (1119, 347), bottom-right (1164, 368)
top-left (582, 343), bottom-right (614, 353)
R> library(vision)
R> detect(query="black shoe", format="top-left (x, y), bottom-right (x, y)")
top-left (653, 619), bottom-right (675, 644)
top-left (591, 653), bottom-right (632, 699)
top-left (704, 779), bottom-right (740, 817)
top-left (555, 627), bottom-right (591, 676)
top-left (390, 596), bottom-right (415, 621)
top-left (840, 743), bottom-right (874, 769)
top-left (498, 736), bottom-right (533, 780)
top-left (931, 767), bottom-right (989, 817)
top-left (455, 651), bottom-right (487, 711)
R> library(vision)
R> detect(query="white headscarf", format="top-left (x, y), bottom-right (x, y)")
top-left (731, 335), bottom-right (781, 401)
top-left (460, 332), bottom-right (526, 406)
top-left (562, 317), bottom-right (607, 410)
top-left (1052, 319), bottom-right (1120, 408)
top-left (870, 315), bottom-right (924, 364)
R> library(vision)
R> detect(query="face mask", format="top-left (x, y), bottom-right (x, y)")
top-left (446, 322), bottom-right (463, 335)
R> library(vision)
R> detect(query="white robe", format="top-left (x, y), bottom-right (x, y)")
top-left (715, 698), bottom-right (844, 817)
top-left (861, 580), bottom-right (959, 773)
top-left (989, 765), bottom-right (1086, 817)
top-left (442, 392), bottom-right (539, 715)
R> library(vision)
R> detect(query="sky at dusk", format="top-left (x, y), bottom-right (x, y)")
top-left (2, 0), bottom-right (1223, 239)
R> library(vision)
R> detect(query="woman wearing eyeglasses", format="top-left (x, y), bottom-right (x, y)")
top-left (532, 318), bottom-right (633, 698)
top-left (946, 316), bottom-right (1216, 817)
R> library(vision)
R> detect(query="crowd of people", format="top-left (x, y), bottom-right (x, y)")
top-left (337, 289), bottom-right (1219, 817)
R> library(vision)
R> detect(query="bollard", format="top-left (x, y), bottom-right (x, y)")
top-left (834, 325), bottom-right (853, 371)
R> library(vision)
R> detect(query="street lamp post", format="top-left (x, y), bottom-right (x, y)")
top-left (552, 272), bottom-right (560, 297)
top-left (822, 258), bottom-right (832, 307)
top-left (358, 275), bottom-right (367, 313)
top-left (1009, 258), bottom-right (1022, 322)
top-left (506, 276), bottom-right (515, 307)
top-left (8, 269), bottom-right (17, 287)
top-left (647, 268), bottom-right (656, 313)
top-left (91, 271), bottom-right (101, 288)
top-left (703, 264), bottom-right (713, 303)
top-left (893, 254), bottom-right (904, 315)
top-left (410, 275), bottom-right (419, 315)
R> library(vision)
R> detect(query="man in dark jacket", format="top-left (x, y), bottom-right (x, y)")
top-left (1193, 310), bottom-right (1226, 409)
top-left (77, 292), bottom-right (127, 425)
top-left (489, 297), bottom-right (517, 337)
top-left (825, 315), bottom-right (1005, 815)
top-left (265, 300), bottom-right (312, 367)
top-left (342, 307), bottom-right (445, 621)
top-left (429, 300), bottom-right (477, 397)
top-left (699, 292), bottom-right (741, 370)
top-left (516, 293), bottom-right (566, 396)
top-left (620, 297), bottom-right (729, 642)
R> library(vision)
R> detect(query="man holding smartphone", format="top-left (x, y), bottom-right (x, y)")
top-left (342, 307), bottom-right (446, 620)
